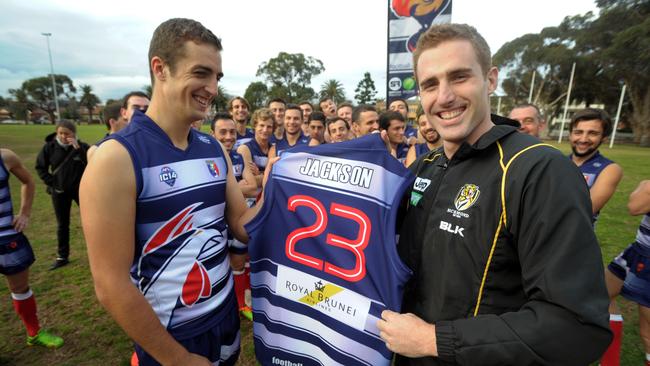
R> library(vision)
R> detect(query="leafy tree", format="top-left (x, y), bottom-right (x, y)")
top-left (256, 52), bottom-right (324, 103)
top-left (319, 79), bottom-right (346, 104)
top-left (61, 97), bottom-right (80, 121)
top-left (211, 85), bottom-right (231, 112)
top-left (244, 81), bottom-right (268, 111)
top-left (11, 75), bottom-right (76, 123)
top-left (142, 85), bottom-right (153, 98)
top-left (494, 1), bottom-right (650, 145)
top-left (355, 72), bottom-right (378, 105)
top-left (7, 88), bottom-right (32, 122)
top-left (79, 84), bottom-right (101, 123)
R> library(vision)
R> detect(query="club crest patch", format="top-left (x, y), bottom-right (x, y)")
top-left (205, 160), bottom-right (220, 177)
top-left (159, 166), bottom-right (177, 187)
top-left (454, 184), bottom-right (480, 211)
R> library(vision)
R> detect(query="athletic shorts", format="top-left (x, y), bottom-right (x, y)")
top-left (134, 305), bottom-right (240, 366)
top-left (0, 233), bottom-right (35, 275)
top-left (608, 242), bottom-right (650, 308)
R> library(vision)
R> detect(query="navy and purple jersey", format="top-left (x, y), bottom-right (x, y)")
top-left (572, 151), bottom-right (614, 223)
top-left (234, 128), bottom-right (254, 150)
top-left (107, 111), bottom-right (235, 340)
top-left (229, 150), bottom-right (244, 182)
top-left (269, 134), bottom-right (283, 146)
top-left (0, 152), bottom-right (17, 240)
top-left (245, 134), bottom-right (414, 366)
top-left (274, 134), bottom-right (311, 156)
top-left (396, 143), bottom-right (410, 164)
top-left (244, 139), bottom-right (269, 173)
top-left (414, 143), bottom-right (431, 158)
top-left (405, 125), bottom-right (417, 140)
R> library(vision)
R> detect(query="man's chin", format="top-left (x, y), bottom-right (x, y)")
top-left (571, 146), bottom-right (597, 158)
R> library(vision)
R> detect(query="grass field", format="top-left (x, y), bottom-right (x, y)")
top-left (0, 123), bottom-right (648, 365)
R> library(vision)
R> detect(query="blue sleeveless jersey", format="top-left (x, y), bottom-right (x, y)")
top-left (396, 143), bottom-right (409, 164)
top-left (636, 214), bottom-right (650, 250)
top-left (573, 151), bottom-right (614, 223)
top-left (404, 125), bottom-right (417, 139)
top-left (107, 111), bottom-right (235, 340)
top-left (234, 128), bottom-right (254, 149)
top-left (0, 153), bottom-right (17, 240)
top-left (414, 143), bottom-right (431, 158)
top-left (245, 139), bottom-right (269, 173)
top-left (229, 150), bottom-right (244, 182)
top-left (245, 133), bottom-right (414, 366)
top-left (274, 134), bottom-right (311, 156)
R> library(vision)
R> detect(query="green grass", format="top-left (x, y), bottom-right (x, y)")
top-left (0, 124), bottom-right (648, 365)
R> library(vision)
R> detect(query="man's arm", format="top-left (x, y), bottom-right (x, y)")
top-left (590, 163), bottom-right (623, 214)
top-left (628, 180), bottom-right (650, 216)
top-left (1, 149), bottom-right (35, 232)
top-left (237, 144), bottom-right (263, 187)
top-left (405, 145), bottom-right (417, 167)
top-left (238, 157), bottom-right (258, 198)
top-left (87, 145), bottom-right (98, 162)
top-left (80, 141), bottom-right (210, 366)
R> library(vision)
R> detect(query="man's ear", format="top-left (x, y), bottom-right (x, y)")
top-left (486, 66), bottom-right (498, 95)
top-left (151, 56), bottom-right (166, 82)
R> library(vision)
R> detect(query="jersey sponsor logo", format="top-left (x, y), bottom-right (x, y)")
top-left (232, 163), bottom-right (243, 177)
top-left (454, 184), bottom-right (480, 211)
top-left (276, 265), bottom-right (371, 330)
top-left (197, 134), bottom-right (211, 144)
top-left (413, 177), bottom-right (431, 192)
top-left (298, 157), bottom-right (374, 189)
top-left (159, 166), bottom-right (177, 187)
top-left (205, 160), bottom-right (220, 177)
top-left (439, 220), bottom-right (464, 237)
top-left (272, 357), bottom-right (303, 366)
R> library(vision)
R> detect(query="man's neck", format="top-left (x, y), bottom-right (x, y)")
top-left (274, 126), bottom-right (284, 139)
top-left (236, 121), bottom-right (247, 135)
top-left (255, 136), bottom-right (269, 150)
top-left (571, 150), bottom-right (598, 166)
top-left (443, 116), bottom-right (494, 159)
top-left (145, 102), bottom-right (191, 150)
top-left (285, 131), bottom-right (301, 145)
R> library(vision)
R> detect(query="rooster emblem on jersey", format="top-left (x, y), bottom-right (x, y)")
top-left (136, 202), bottom-right (227, 327)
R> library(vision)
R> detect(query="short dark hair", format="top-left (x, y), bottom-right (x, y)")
top-left (148, 18), bottom-right (222, 86)
top-left (285, 104), bottom-right (303, 120)
top-left (337, 102), bottom-right (353, 110)
top-left (319, 97), bottom-right (334, 110)
top-left (379, 111), bottom-right (405, 130)
top-left (121, 91), bottom-right (150, 110)
top-left (388, 98), bottom-right (408, 109)
top-left (352, 105), bottom-right (377, 123)
top-left (569, 108), bottom-right (613, 138)
top-left (211, 112), bottom-right (233, 131)
top-left (511, 103), bottom-right (543, 121)
top-left (309, 111), bottom-right (327, 124)
top-left (299, 101), bottom-right (313, 109)
top-left (227, 96), bottom-right (250, 112)
top-left (327, 117), bottom-right (350, 133)
top-left (103, 102), bottom-right (122, 129)
top-left (56, 119), bottom-right (76, 134)
top-left (267, 98), bottom-right (286, 107)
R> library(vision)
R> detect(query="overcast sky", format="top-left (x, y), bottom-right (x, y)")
top-left (0, 0), bottom-right (600, 103)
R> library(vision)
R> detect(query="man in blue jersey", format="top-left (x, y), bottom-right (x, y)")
top-left (328, 117), bottom-right (352, 143)
top-left (299, 101), bottom-right (314, 136)
top-left (405, 112), bottom-right (440, 167)
top-left (603, 180), bottom-right (650, 366)
top-left (80, 18), bottom-right (259, 366)
top-left (1, 148), bottom-right (63, 349)
top-left (569, 108), bottom-right (623, 224)
top-left (228, 97), bottom-right (253, 149)
top-left (268, 105), bottom-right (311, 159)
top-left (211, 112), bottom-right (257, 321)
top-left (379, 111), bottom-right (409, 164)
top-left (389, 98), bottom-right (417, 145)
top-left (307, 111), bottom-right (327, 145)
top-left (377, 23), bottom-right (611, 365)
top-left (268, 98), bottom-right (286, 143)
top-left (352, 105), bottom-right (380, 137)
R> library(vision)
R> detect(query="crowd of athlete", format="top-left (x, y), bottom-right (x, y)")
top-left (1, 18), bottom-right (647, 366)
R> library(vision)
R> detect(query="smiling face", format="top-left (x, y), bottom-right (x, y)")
top-left (337, 106), bottom-right (353, 123)
top-left (416, 40), bottom-right (497, 153)
top-left (354, 110), bottom-right (379, 136)
top-left (328, 120), bottom-right (350, 143)
top-left (509, 106), bottom-right (543, 137)
top-left (284, 108), bottom-right (303, 136)
top-left (569, 119), bottom-right (605, 158)
top-left (229, 98), bottom-right (249, 124)
top-left (389, 100), bottom-right (409, 119)
top-left (254, 118), bottom-right (274, 142)
top-left (212, 118), bottom-right (237, 151)
top-left (156, 41), bottom-right (222, 125)
top-left (269, 102), bottom-right (286, 129)
top-left (418, 114), bottom-right (439, 144)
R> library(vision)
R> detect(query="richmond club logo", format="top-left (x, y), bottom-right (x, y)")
top-left (159, 166), bottom-right (177, 187)
top-left (454, 184), bottom-right (480, 211)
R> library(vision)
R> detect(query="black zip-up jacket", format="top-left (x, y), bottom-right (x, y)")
top-left (35, 132), bottom-right (89, 194)
top-left (397, 120), bottom-right (611, 366)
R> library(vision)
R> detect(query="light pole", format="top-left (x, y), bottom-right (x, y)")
top-left (41, 32), bottom-right (60, 122)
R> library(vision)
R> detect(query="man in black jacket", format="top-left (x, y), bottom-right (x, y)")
top-left (377, 24), bottom-right (611, 365)
top-left (35, 120), bottom-right (89, 270)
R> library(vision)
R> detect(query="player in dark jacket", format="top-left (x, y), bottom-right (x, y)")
top-left (377, 23), bottom-right (611, 366)
top-left (35, 120), bottom-right (89, 270)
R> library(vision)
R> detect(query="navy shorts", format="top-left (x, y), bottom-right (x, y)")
top-left (135, 305), bottom-right (240, 366)
top-left (608, 242), bottom-right (650, 308)
top-left (0, 233), bottom-right (35, 275)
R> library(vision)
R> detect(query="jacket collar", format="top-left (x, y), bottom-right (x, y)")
top-left (451, 115), bottom-right (519, 161)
